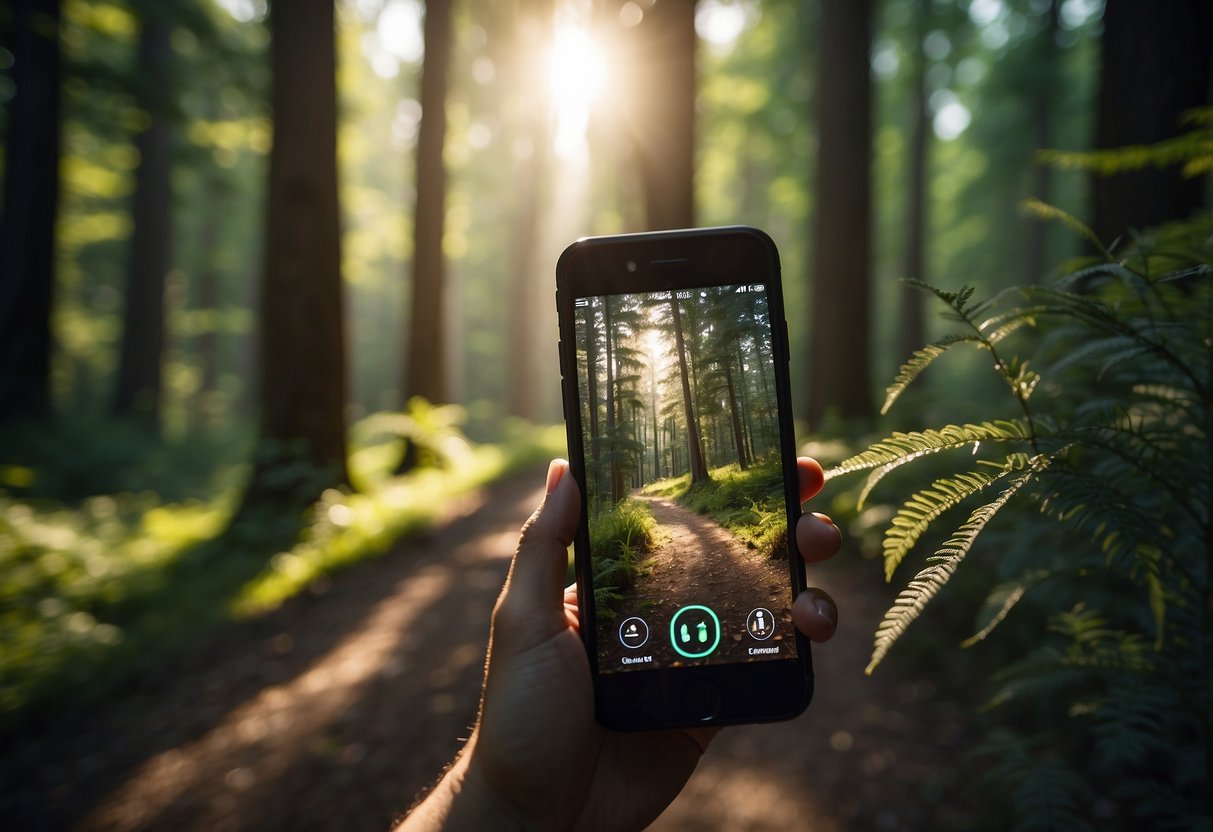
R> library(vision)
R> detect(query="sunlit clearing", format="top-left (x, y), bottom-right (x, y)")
top-left (549, 20), bottom-right (606, 161)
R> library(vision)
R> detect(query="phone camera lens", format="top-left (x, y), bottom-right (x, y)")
top-left (626, 261), bottom-right (637, 273)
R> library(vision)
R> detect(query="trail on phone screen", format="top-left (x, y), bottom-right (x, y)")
top-left (1, 464), bottom-right (969, 832)
top-left (596, 492), bottom-right (794, 669)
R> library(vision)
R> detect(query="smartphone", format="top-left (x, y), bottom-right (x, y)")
top-left (555, 226), bottom-right (811, 730)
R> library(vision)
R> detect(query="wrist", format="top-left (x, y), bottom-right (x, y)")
top-left (397, 741), bottom-right (534, 832)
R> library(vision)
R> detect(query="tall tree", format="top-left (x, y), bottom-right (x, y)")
top-left (1023, 0), bottom-right (1059, 283)
top-left (112, 15), bottom-right (173, 425)
top-left (897, 0), bottom-right (929, 361)
top-left (670, 294), bottom-right (709, 484)
top-left (239, 0), bottom-right (348, 512)
top-left (629, 0), bottom-right (696, 230)
top-left (504, 0), bottom-right (552, 420)
top-left (0, 0), bottom-right (62, 424)
top-left (807, 0), bottom-right (874, 426)
top-left (1092, 0), bottom-right (1212, 247)
top-left (404, 0), bottom-right (454, 405)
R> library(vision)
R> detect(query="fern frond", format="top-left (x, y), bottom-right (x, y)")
top-left (882, 456), bottom-right (1029, 580)
top-left (881, 335), bottom-right (981, 415)
top-left (961, 578), bottom-right (1036, 648)
top-left (828, 421), bottom-right (1029, 483)
top-left (1055, 262), bottom-right (1150, 295)
top-left (866, 457), bottom-right (1047, 673)
top-left (1020, 198), bottom-right (1112, 261)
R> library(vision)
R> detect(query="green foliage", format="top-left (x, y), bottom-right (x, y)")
top-left (0, 419), bottom-right (565, 734)
top-left (828, 214), bottom-right (1211, 826)
top-left (589, 498), bottom-right (657, 617)
top-left (1037, 106), bottom-right (1213, 179)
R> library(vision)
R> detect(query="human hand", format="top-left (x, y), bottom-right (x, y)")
top-left (400, 458), bottom-right (841, 831)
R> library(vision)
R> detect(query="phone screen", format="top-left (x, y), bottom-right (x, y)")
top-left (572, 281), bottom-right (798, 674)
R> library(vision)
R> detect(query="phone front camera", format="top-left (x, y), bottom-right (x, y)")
top-left (626, 261), bottom-right (637, 273)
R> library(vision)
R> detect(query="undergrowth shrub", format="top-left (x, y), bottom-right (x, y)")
top-left (828, 210), bottom-right (1211, 829)
top-left (589, 498), bottom-right (657, 617)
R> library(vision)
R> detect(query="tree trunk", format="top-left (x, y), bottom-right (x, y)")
top-left (603, 297), bottom-right (623, 503)
top-left (807, 0), bottom-right (874, 427)
top-left (0, 0), bottom-right (62, 424)
top-left (505, 0), bottom-right (552, 420)
top-left (1023, 0), bottom-right (1059, 284)
top-left (193, 187), bottom-right (221, 432)
top-left (670, 295), bottom-right (709, 484)
top-left (239, 0), bottom-right (349, 514)
top-left (630, 0), bottom-right (696, 230)
top-left (650, 352), bottom-right (660, 484)
top-left (1092, 0), bottom-right (1212, 248)
top-left (113, 19), bottom-right (172, 427)
top-left (404, 0), bottom-right (454, 405)
top-left (724, 359), bottom-right (748, 470)
top-left (897, 0), bottom-right (928, 361)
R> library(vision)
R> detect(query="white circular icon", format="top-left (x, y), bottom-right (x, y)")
top-left (619, 617), bottom-right (650, 649)
top-left (746, 608), bottom-right (774, 641)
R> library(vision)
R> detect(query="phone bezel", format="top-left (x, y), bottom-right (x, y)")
top-left (556, 226), bottom-right (813, 731)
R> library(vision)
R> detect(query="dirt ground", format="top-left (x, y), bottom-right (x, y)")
top-left (0, 464), bottom-right (971, 831)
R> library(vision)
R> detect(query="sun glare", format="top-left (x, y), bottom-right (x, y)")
top-left (549, 21), bottom-right (606, 160)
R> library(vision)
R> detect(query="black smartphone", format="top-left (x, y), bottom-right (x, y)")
top-left (555, 226), bottom-right (811, 730)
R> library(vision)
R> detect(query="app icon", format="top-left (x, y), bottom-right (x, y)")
top-left (669, 605), bottom-right (721, 659)
top-left (618, 616), bottom-right (650, 649)
top-left (746, 607), bottom-right (775, 641)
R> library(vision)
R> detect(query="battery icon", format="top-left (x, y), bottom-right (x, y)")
top-left (750, 285), bottom-right (765, 293)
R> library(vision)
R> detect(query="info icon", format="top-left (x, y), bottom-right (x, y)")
top-left (669, 604), bottom-right (721, 659)
top-left (746, 608), bottom-right (775, 641)
top-left (618, 617), bottom-right (650, 649)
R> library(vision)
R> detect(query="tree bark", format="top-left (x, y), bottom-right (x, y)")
top-left (1092, 0), bottom-right (1212, 248)
top-left (0, 0), bottom-right (62, 424)
top-left (630, 0), bottom-right (696, 230)
top-left (404, 0), bottom-right (454, 405)
top-left (807, 0), bottom-right (874, 427)
top-left (113, 19), bottom-right (173, 426)
top-left (239, 0), bottom-right (349, 513)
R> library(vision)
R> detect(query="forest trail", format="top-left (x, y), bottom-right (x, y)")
top-left (1, 465), bottom-right (967, 831)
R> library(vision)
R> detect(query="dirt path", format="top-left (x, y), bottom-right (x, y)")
top-left (1, 466), bottom-right (971, 831)
top-left (595, 494), bottom-right (794, 669)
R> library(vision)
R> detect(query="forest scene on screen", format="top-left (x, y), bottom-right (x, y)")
top-left (575, 284), bottom-right (796, 672)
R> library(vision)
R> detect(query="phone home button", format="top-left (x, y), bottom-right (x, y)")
top-left (682, 680), bottom-right (721, 722)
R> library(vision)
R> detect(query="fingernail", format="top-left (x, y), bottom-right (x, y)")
top-left (813, 512), bottom-right (834, 525)
top-left (814, 596), bottom-right (834, 620)
top-left (545, 459), bottom-right (565, 494)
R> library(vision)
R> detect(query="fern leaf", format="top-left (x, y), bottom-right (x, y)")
top-left (866, 458), bottom-right (1047, 673)
top-left (827, 420), bottom-right (1028, 484)
top-left (881, 334), bottom-right (981, 414)
top-left (961, 584), bottom-right (1027, 649)
top-left (1020, 198), bottom-right (1112, 261)
top-left (1056, 262), bottom-right (1150, 294)
top-left (881, 458), bottom-right (1027, 580)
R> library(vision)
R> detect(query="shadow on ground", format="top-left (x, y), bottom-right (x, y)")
top-left (1, 464), bottom-right (973, 831)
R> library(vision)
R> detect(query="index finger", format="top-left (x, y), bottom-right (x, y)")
top-left (797, 457), bottom-right (826, 505)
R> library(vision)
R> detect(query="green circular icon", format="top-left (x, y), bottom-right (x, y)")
top-left (669, 605), bottom-right (721, 659)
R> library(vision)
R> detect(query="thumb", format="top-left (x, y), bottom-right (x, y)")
top-left (492, 460), bottom-right (581, 643)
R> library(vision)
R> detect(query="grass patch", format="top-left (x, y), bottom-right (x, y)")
top-left (644, 456), bottom-right (787, 558)
top-left (588, 498), bottom-right (657, 619)
top-left (0, 420), bottom-right (565, 735)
